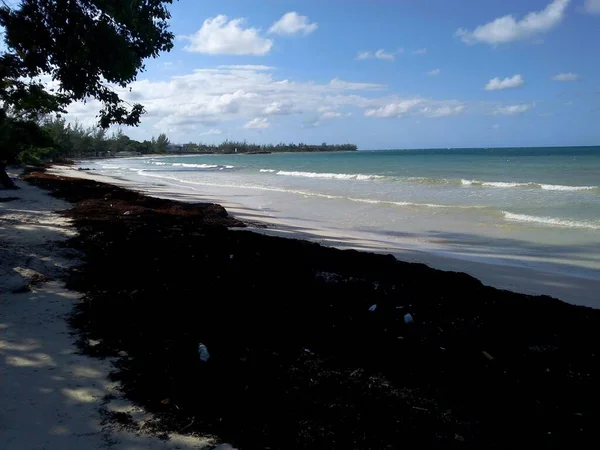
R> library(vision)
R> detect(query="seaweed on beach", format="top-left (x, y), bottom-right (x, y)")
top-left (23, 171), bottom-right (600, 449)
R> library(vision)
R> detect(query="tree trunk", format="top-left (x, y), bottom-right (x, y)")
top-left (0, 162), bottom-right (18, 189)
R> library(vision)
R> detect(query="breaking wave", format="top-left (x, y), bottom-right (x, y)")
top-left (462, 179), bottom-right (597, 192)
top-left (276, 170), bottom-right (385, 181)
top-left (503, 212), bottom-right (600, 230)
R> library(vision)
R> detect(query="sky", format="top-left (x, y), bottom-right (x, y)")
top-left (67, 0), bottom-right (600, 149)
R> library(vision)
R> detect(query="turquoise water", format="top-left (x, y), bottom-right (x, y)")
top-left (83, 147), bottom-right (600, 280)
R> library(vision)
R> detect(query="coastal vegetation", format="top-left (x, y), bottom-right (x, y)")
top-left (0, 0), bottom-right (175, 188)
top-left (8, 115), bottom-right (357, 160)
top-left (2, 114), bottom-right (358, 170)
top-left (180, 141), bottom-right (357, 154)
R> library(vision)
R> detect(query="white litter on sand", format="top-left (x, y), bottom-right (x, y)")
top-left (198, 344), bottom-right (210, 362)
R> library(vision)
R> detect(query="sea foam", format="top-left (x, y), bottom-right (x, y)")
top-left (503, 212), bottom-right (600, 230)
top-left (276, 170), bottom-right (384, 181)
top-left (463, 179), bottom-right (597, 192)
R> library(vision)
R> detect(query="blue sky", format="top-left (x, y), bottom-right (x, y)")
top-left (69, 0), bottom-right (600, 149)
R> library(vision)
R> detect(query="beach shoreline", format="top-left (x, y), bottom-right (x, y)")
top-left (12, 167), bottom-right (600, 448)
top-left (51, 164), bottom-right (600, 307)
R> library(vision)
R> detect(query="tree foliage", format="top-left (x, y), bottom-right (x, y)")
top-left (0, 0), bottom-right (175, 187)
top-left (38, 117), bottom-right (165, 157)
top-left (182, 140), bottom-right (358, 154)
top-left (0, 0), bottom-right (174, 127)
top-left (155, 133), bottom-right (170, 153)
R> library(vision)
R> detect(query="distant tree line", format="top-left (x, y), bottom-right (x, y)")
top-left (14, 117), bottom-right (171, 166)
top-left (180, 140), bottom-right (357, 154)
top-left (11, 117), bottom-right (358, 166)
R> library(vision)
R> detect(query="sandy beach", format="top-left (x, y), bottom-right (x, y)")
top-left (50, 165), bottom-right (600, 308)
top-left (3, 167), bottom-right (597, 449)
top-left (0, 174), bottom-right (220, 449)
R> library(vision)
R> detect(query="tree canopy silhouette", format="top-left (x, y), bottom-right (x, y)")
top-left (0, 0), bottom-right (175, 187)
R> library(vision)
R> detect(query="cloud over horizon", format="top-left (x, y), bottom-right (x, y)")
top-left (244, 117), bottom-right (271, 129)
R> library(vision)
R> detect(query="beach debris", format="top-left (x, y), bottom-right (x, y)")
top-left (404, 313), bottom-right (414, 324)
top-left (315, 271), bottom-right (343, 283)
top-left (412, 406), bottom-right (429, 412)
top-left (396, 306), bottom-right (404, 310)
top-left (198, 343), bottom-right (210, 362)
top-left (229, 254), bottom-right (234, 259)
top-left (369, 304), bottom-right (377, 312)
top-left (304, 348), bottom-right (312, 354)
top-left (123, 211), bottom-right (131, 215)
top-left (87, 339), bottom-right (101, 348)
top-left (160, 398), bottom-right (170, 405)
top-left (481, 351), bottom-right (494, 361)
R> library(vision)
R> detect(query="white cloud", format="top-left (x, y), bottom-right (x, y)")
top-left (356, 48), bottom-right (401, 61)
top-left (484, 74), bottom-right (525, 91)
top-left (320, 111), bottom-right (343, 120)
top-left (218, 65), bottom-right (276, 71)
top-left (365, 100), bottom-right (466, 119)
top-left (268, 12), bottom-right (318, 35)
top-left (244, 117), bottom-right (270, 129)
top-left (493, 104), bottom-right (535, 115)
top-left (365, 100), bottom-right (424, 118)
top-left (583, 0), bottom-right (600, 14)
top-left (456, 0), bottom-right (570, 45)
top-left (421, 105), bottom-right (465, 117)
top-left (427, 68), bottom-right (441, 76)
top-left (329, 77), bottom-right (385, 90)
top-left (262, 101), bottom-right (296, 115)
top-left (181, 15), bottom-right (273, 55)
top-left (199, 128), bottom-right (223, 136)
top-left (374, 49), bottom-right (395, 61)
top-left (412, 48), bottom-right (427, 55)
top-left (59, 65), bottom-right (465, 140)
top-left (552, 72), bottom-right (580, 81)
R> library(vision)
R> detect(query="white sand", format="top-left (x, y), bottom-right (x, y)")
top-left (1, 175), bottom-right (216, 449)
top-left (49, 166), bottom-right (600, 308)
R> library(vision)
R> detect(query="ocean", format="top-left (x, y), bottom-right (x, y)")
top-left (80, 146), bottom-right (600, 296)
